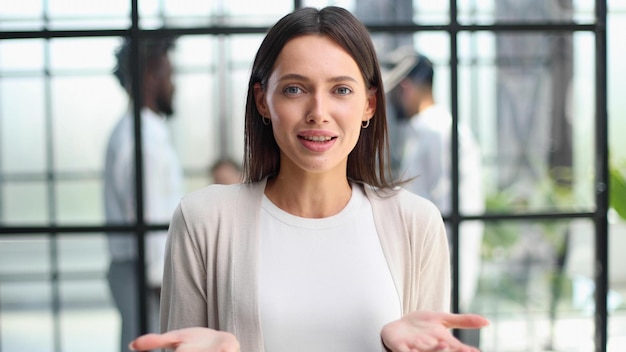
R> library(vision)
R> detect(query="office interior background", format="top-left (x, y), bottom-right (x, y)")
top-left (0, 0), bottom-right (625, 351)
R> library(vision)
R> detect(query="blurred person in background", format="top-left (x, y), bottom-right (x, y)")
top-left (104, 35), bottom-right (184, 352)
top-left (383, 47), bottom-right (486, 347)
top-left (210, 157), bottom-right (242, 185)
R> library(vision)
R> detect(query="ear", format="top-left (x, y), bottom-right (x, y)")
top-left (253, 82), bottom-right (269, 117)
top-left (363, 88), bottom-right (377, 123)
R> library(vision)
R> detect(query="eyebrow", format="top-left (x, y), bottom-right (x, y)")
top-left (277, 73), bottom-right (359, 84)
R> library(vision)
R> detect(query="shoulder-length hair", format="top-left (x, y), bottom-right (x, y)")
top-left (243, 6), bottom-right (396, 189)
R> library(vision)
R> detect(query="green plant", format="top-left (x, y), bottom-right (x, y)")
top-left (480, 169), bottom-right (575, 310)
top-left (610, 161), bottom-right (626, 220)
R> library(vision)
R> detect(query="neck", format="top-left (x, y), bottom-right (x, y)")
top-left (417, 96), bottom-right (435, 115)
top-left (128, 101), bottom-right (161, 117)
top-left (143, 99), bottom-right (160, 116)
top-left (265, 170), bottom-right (352, 218)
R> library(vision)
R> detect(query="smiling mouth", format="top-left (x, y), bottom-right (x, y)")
top-left (299, 135), bottom-right (336, 142)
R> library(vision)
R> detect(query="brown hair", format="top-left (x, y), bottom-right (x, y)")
top-left (243, 6), bottom-right (396, 189)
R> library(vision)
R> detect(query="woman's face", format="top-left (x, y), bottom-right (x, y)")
top-left (254, 34), bottom-right (376, 177)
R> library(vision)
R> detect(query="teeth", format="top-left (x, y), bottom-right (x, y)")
top-left (302, 135), bottom-right (332, 142)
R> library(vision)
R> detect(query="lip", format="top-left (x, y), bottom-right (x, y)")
top-left (297, 130), bottom-right (338, 152)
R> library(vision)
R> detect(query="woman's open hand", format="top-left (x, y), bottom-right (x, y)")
top-left (381, 311), bottom-right (489, 352)
top-left (129, 327), bottom-right (240, 352)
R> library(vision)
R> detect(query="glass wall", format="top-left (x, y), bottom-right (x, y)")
top-left (1, 1), bottom-right (622, 351)
top-left (607, 1), bottom-right (626, 351)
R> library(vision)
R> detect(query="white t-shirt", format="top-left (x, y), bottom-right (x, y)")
top-left (258, 185), bottom-right (402, 352)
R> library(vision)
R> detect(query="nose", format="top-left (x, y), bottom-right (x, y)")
top-left (306, 91), bottom-right (329, 125)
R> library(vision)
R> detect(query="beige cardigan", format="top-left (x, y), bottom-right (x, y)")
top-left (160, 179), bottom-right (451, 351)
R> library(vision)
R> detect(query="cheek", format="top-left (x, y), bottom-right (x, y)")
top-left (268, 98), bottom-right (302, 126)
top-left (344, 116), bottom-right (364, 142)
top-left (343, 101), bottom-right (369, 125)
top-left (266, 93), bottom-right (287, 118)
top-left (160, 78), bottom-right (174, 95)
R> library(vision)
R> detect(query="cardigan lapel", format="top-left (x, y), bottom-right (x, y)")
top-left (230, 179), bottom-right (267, 351)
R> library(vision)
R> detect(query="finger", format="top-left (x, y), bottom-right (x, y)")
top-left (441, 314), bottom-right (489, 330)
top-left (129, 332), bottom-right (180, 351)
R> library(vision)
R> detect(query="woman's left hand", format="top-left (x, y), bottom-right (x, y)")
top-left (380, 310), bottom-right (489, 352)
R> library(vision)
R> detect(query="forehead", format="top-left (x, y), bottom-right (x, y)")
top-left (270, 34), bottom-right (363, 81)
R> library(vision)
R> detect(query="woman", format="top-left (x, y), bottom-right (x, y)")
top-left (130, 6), bottom-right (488, 352)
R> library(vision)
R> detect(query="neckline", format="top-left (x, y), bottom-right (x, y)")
top-left (261, 183), bottom-right (365, 230)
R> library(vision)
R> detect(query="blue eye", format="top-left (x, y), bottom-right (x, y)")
top-left (284, 86), bottom-right (302, 94)
top-left (335, 86), bottom-right (352, 95)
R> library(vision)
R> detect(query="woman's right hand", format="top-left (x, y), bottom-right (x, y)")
top-left (129, 327), bottom-right (240, 352)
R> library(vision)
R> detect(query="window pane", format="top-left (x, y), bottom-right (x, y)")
top-left (0, 39), bottom-right (45, 73)
top-left (0, 0), bottom-right (45, 30)
top-left (458, 33), bottom-right (496, 211)
top-left (139, 0), bottom-right (293, 28)
top-left (609, 10), bottom-right (626, 163)
top-left (0, 235), bottom-right (50, 275)
top-left (1, 281), bottom-right (53, 309)
top-left (475, 219), bottom-right (596, 351)
top-left (57, 233), bottom-right (116, 351)
top-left (608, 214), bottom-right (626, 350)
top-left (169, 35), bottom-right (215, 174)
top-left (51, 75), bottom-right (125, 173)
top-left (458, 0), bottom-right (595, 25)
top-left (60, 278), bottom-right (110, 308)
top-left (171, 36), bottom-right (214, 68)
top-left (458, 221), bottom-right (485, 312)
top-left (60, 291), bottom-right (118, 352)
top-left (225, 34), bottom-right (265, 162)
top-left (169, 36), bottom-right (216, 181)
top-left (0, 282), bottom-right (55, 352)
top-left (227, 68), bottom-right (250, 162)
top-left (458, 31), bottom-right (595, 214)
top-left (0, 77), bottom-right (47, 174)
top-left (58, 234), bottom-right (110, 272)
top-left (171, 73), bottom-right (216, 170)
top-left (46, 0), bottom-right (130, 29)
top-left (304, 0), bottom-right (449, 24)
top-left (607, 7), bottom-right (626, 349)
top-left (49, 37), bottom-right (121, 72)
top-left (1, 182), bottom-right (49, 224)
top-left (412, 0), bottom-right (449, 24)
top-left (55, 180), bottom-right (104, 224)
top-left (0, 235), bottom-right (54, 352)
top-left (48, 37), bottom-right (127, 173)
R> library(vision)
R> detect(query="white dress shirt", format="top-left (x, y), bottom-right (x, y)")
top-left (104, 106), bottom-right (184, 287)
top-left (400, 104), bottom-right (485, 310)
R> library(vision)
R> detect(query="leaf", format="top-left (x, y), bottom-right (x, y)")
top-left (610, 165), bottom-right (626, 220)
